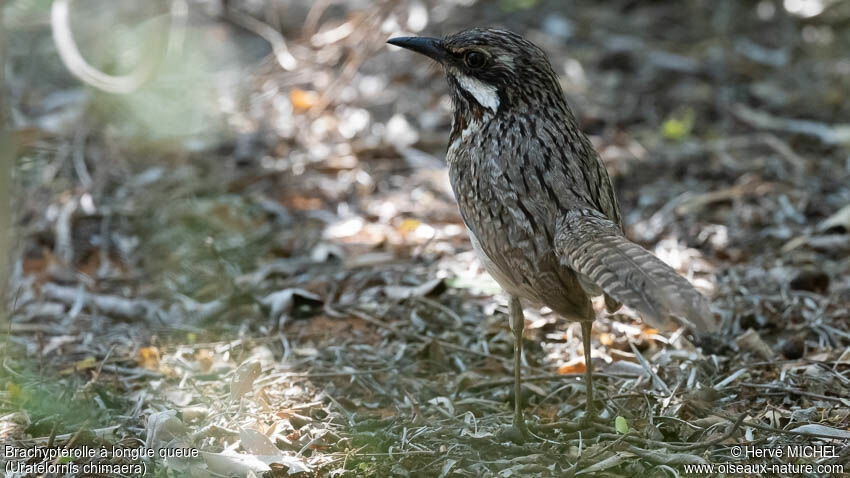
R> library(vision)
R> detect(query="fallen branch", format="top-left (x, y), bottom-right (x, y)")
top-left (41, 283), bottom-right (161, 321)
top-left (224, 6), bottom-right (296, 71)
top-left (733, 104), bottom-right (850, 145)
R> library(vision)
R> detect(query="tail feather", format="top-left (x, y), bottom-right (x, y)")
top-left (555, 210), bottom-right (717, 334)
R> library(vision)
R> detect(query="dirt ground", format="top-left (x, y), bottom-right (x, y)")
top-left (2, 0), bottom-right (850, 476)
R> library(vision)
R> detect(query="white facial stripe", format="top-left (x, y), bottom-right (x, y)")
top-left (456, 75), bottom-right (500, 112)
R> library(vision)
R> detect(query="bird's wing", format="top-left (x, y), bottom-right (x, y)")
top-left (555, 209), bottom-right (718, 334)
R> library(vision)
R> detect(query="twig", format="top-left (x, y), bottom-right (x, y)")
top-left (348, 308), bottom-right (523, 368)
top-left (256, 366), bottom-right (400, 386)
top-left (564, 432), bottom-right (628, 475)
top-left (42, 283), bottom-right (161, 321)
top-left (302, 0), bottom-right (335, 37)
top-left (51, 0), bottom-right (186, 93)
top-left (624, 444), bottom-right (708, 465)
top-left (535, 419), bottom-right (595, 433)
top-left (54, 197), bottom-right (77, 265)
top-left (629, 342), bottom-right (671, 394)
top-left (733, 104), bottom-right (850, 145)
top-left (225, 5), bottom-right (296, 71)
top-left (413, 297), bottom-right (464, 328)
top-left (576, 413), bottom-right (746, 452)
top-left (72, 127), bottom-right (92, 188)
top-left (715, 411), bottom-right (850, 440)
top-left (468, 372), bottom-right (628, 390)
top-left (674, 412), bottom-right (747, 451)
top-left (740, 382), bottom-right (850, 406)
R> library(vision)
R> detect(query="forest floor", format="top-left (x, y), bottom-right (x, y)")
top-left (3, 0), bottom-right (850, 476)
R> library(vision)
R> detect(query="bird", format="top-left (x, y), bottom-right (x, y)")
top-left (387, 28), bottom-right (719, 439)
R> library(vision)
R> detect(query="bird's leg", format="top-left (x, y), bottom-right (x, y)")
top-left (580, 320), bottom-right (597, 423)
top-left (509, 296), bottom-right (529, 438)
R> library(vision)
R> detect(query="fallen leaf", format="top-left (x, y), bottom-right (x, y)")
top-left (196, 349), bottom-right (214, 373)
top-left (615, 416), bottom-right (629, 434)
top-left (605, 361), bottom-right (649, 377)
top-left (137, 347), bottom-right (161, 370)
top-left (427, 396), bottom-right (455, 416)
top-left (439, 459), bottom-right (457, 478)
top-left (165, 388), bottom-right (193, 407)
top-left (203, 451), bottom-right (270, 475)
top-left (145, 410), bottom-right (187, 449)
top-left (397, 218), bottom-right (421, 235)
top-left (460, 428), bottom-right (495, 439)
top-left (60, 356), bottom-right (97, 375)
top-left (290, 88), bottom-right (319, 111)
top-left (260, 289), bottom-right (322, 321)
top-left (231, 361), bottom-right (262, 400)
top-left (818, 204), bottom-right (850, 233)
top-left (735, 329), bottom-right (775, 360)
top-left (384, 278), bottom-right (446, 300)
top-left (577, 452), bottom-right (635, 474)
top-left (790, 424), bottom-right (850, 439)
top-left (272, 455), bottom-right (313, 474)
top-left (180, 405), bottom-right (209, 422)
top-left (558, 361), bottom-right (586, 374)
top-left (240, 428), bottom-right (281, 455)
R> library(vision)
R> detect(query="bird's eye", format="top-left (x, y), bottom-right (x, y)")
top-left (464, 51), bottom-right (486, 69)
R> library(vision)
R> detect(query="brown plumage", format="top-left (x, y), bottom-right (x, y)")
top-left (388, 28), bottom-right (718, 438)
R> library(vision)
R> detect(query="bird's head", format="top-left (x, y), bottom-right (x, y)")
top-left (388, 28), bottom-right (565, 120)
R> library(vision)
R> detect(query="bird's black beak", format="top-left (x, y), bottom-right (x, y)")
top-left (387, 36), bottom-right (447, 63)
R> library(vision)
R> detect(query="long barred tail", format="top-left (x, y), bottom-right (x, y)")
top-left (555, 210), bottom-right (718, 334)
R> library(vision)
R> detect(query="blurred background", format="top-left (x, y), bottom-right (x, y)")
top-left (1, 0), bottom-right (849, 476)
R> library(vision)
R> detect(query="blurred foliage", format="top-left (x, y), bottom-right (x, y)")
top-left (2, 0), bottom-right (53, 28)
top-left (84, 12), bottom-right (230, 148)
top-left (0, 133), bottom-right (10, 308)
top-left (1, 7), bottom-right (11, 309)
top-left (499, 0), bottom-right (541, 12)
top-left (661, 107), bottom-right (696, 141)
top-left (143, 194), bottom-right (273, 300)
top-left (1, 360), bottom-right (127, 437)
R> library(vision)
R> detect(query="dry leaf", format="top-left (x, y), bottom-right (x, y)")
top-left (735, 329), bottom-right (776, 360)
top-left (260, 289), bottom-right (322, 321)
top-left (196, 349), bottom-right (214, 373)
top-left (384, 278), bottom-right (446, 300)
top-left (231, 361), bottom-right (262, 400)
top-left (290, 88), bottom-right (319, 111)
top-left (202, 451), bottom-right (271, 475)
top-left (137, 347), bottom-right (161, 370)
top-left (60, 356), bottom-right (97, 375)
top-left (576, 452), bottom-right (636, 474)
top-left (605, 361), bottom-right (649, 377)
top-left (789, 424), bottom-right (850, 439)
top-left (397, 218), bottom-right (421, 235)
top-left (180, 405), bottom-right (209, 422)
top-left (558, 360), bottom-right (586, 374)
top-left (240, 428), bottom-right (281, 455)
top-left (144, 410), bottom-right (187, 449)
top-left (818, 204), bottom-right (850, 233)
